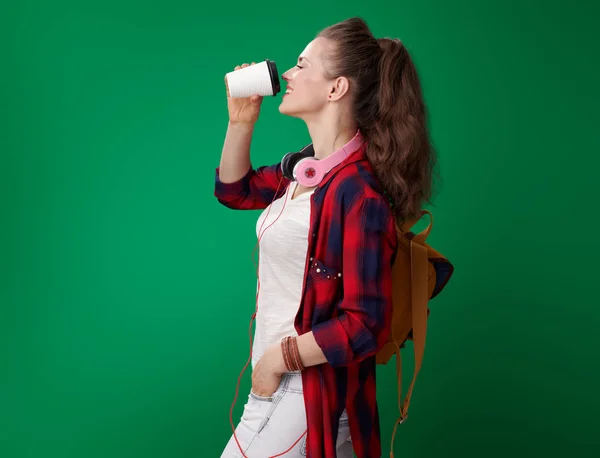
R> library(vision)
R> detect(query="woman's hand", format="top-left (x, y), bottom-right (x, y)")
top-left (251, 343), bottom-right (287, 397)
top-left (225, 63), bottom-right (264, 126)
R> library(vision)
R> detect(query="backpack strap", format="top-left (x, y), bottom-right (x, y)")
top-left (390, 212), bottom-right (432, 458)
top-left (403, 239), bottom-right (429, 417)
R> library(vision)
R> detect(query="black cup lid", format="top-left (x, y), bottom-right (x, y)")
top-left (265, 59), bottom-right (281, 96)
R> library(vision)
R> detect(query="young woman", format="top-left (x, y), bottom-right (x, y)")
top-left (215, 17), bottom-right (436, 458)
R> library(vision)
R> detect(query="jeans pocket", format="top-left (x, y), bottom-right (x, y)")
top-left (248, 383), bottom-right (286, 434)
top-left (250, 391), bottom-right (274, 402)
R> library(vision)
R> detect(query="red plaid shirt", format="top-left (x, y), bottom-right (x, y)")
top-left (214, 143), bottom-right (397, 458)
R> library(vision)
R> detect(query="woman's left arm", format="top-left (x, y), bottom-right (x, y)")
top-left (304, 195), bottom-right (397, 367)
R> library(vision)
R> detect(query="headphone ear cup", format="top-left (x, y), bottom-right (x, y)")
top-left (281, 152), bottom-right (293, 180)
top-left (281, 152), bottom-right (307, 181)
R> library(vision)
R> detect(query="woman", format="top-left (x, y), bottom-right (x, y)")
top-left (215, 17), bottom-right (436, 458)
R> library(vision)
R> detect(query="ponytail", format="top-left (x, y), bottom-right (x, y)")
top-left (363, 38), bottom-right (436, 224)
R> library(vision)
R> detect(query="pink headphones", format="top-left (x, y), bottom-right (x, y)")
top-left (280, 130), bottom-right (365, 187)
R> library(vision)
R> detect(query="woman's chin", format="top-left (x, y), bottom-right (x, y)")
top-left (278, 101), bottom-right (294, 116)
top-left (279, 100), bottom-right (304, 118)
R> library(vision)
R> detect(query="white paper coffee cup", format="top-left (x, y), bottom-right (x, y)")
top-left (225, 60), bottom-right (281, 98)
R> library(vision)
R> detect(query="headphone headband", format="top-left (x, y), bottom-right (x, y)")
top-left (281, 130), bottom-right (364, 187)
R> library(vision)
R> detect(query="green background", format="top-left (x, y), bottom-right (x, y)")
top-left (2, 0), bottom-right (599, 457)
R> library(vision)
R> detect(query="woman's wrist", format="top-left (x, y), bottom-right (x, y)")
top-left (280, 336), bottom-right (305, 372)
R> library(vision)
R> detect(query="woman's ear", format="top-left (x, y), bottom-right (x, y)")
top-left (328, 76), bottom-right (350, 101)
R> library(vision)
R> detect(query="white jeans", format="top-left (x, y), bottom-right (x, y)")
top-left (220, 372), bottom-right (353, 457)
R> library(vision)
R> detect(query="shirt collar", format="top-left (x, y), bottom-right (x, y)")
top-left (314, 141), bottom-right (368, 190)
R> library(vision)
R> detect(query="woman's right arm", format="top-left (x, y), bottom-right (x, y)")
top-left (214, 63), bottom-right (288, 210)
top-left (217, 121), bottom-right (254, 184)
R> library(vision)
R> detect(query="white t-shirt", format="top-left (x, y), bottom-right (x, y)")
top-left (252, 181), bottom-right (315, 368)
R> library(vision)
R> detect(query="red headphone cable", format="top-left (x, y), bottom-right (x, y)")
top-left (229, 177), bottom-right (307, 457)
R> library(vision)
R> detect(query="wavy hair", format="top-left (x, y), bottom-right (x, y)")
top-left (317, 17), bottom-right (438, 226)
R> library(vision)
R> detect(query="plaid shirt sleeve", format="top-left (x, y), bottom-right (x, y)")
top-left (312, 194), bottom-right (397, 367)
top-left (214, 163), bottom-right (288, 210)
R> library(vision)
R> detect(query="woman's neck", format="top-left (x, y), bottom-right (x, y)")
top-left (305, 114), bottom-right (357, 160)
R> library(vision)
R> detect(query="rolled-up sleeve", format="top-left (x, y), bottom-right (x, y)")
top-left (214, 162), bottom-right (288, 210)
top-left (312, 195), bottom-right (397, 367)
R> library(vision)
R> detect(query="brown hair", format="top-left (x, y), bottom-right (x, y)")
top-left (317, 17), bottom-right (438, 226)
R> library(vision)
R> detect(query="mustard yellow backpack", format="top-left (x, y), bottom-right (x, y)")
top-left (376, 210), bottom-right (454, 457)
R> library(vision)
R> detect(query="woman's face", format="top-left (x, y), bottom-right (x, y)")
top-left (278, 38), bottom-right (335, 120)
